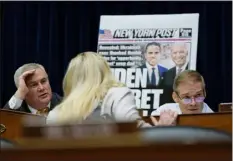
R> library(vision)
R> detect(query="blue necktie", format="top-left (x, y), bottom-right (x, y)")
top-left (151, 67), bottom-right (156, 85)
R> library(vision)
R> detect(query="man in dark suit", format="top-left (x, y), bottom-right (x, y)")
top-left (3, 63), bottom-right (62, 116)
top-left (139, 42), bottom-right (168, 88)
top-left (161, 43), bottom-right (189, 105)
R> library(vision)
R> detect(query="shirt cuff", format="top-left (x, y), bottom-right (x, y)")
top-left (8, 95), bottom-right (23, 109)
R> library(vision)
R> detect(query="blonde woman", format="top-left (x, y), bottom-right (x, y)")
top-left (46, 52), bottom-right (177, 127)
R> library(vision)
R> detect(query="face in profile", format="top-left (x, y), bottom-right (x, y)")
top-left (173, 81), bottom-right (206, 114)
top-left (144, 45), bottom-right (161, 66)
top-left (171, 44), bottom-right (188, 67)
top-left (25, 68), bottom-right (52, 108)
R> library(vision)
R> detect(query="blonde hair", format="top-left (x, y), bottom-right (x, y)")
top-left (57, 51), bottom-right (124, 124)
top-left (173, 70), bottom-right (205, 93)
top-left (14, 63), bottom-right (45, 88)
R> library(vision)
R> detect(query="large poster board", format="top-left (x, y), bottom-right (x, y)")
top-left (97, 14), bottom-right (199, 116)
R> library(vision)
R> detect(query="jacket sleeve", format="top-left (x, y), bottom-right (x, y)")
top-left (3, 95), bottom-right (23, 110)
top-left (101, 87), bottom-right (152, 128)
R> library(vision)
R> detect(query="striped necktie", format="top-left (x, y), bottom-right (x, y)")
top-left (36, 107), bottom-right (49, 116)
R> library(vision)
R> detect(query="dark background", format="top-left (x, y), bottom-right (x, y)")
top-left (1, 1), bottom-right (232, 111)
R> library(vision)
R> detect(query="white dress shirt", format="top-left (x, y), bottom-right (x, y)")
top-left (176, 61), bottom-right (188, 75)
top-left (8, 95), bottom-right (50, 114)
top-left (151, 102), bottom-right (214, 116)
top-left (145, 62), bottom-right (160, 85)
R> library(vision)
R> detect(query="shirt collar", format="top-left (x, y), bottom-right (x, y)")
top-left (27, 102), bottom-right (51, 115)
top-left (176, 61), bottom-right (188, 71)
top-left (145, 62), bottom-right (158, 71)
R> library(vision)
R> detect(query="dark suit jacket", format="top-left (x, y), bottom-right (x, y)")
top-left (139, 64), bottom-right (168, 89)
top-left (3, 92), bottom-right (62, 113)
top-left (160, 64), bottom-right (189, 105)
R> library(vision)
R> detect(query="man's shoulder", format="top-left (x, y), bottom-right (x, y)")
top-left (158, 65), bottom-right (168, 72)
top-left (50, 92), bottom-right (62, 110)
top-left (162, 66), bottom-right (176, 77)
top-left (52, 92), bottom-right (62, 101)
top-left (158, 65), bottom-right (168, 70)
top-left (203, 102), bottom-right (214, 113)
top-left (167, 66), bottom-right (176, 71)
top-left (138, 63), bottom-right (146, 68)
top-left (166, 66), bottom-right (176, 73)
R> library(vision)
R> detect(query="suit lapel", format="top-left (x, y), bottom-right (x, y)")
top-left (50, 94), bottom-right (56, 111)
top-left (158, 66), bottom-right (162, 85)
top-left (141, 64), bottom-right (151, 85)
top-left (49, 93), bottom-right (62, 111)
top-left (185, 63), bottom-right (189, 70)
top-left (171, 67), bottom-right (176, 80)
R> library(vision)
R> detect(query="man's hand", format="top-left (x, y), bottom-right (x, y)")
top-left (14, 69), bottom-right (36, 100)
top-left (150, 110), bottom-right (178, 126)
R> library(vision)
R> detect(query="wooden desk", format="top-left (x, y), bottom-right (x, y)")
top-left (143, 112), bottom-right (232, 133)
top-left (1, 136), bottom-right (231, 161)
top-left (177, 112), bottom-right (232, 133)
top-left (1, 108), bottom-right (232, 142)
top-left (219, 103), bottom-right (232, 112)
top-left (0, 109), bottom-right (46, 141)
top-left (1, 110), bottom-right (231, 161)
top-left (0, 109), bottom-right (138, 141)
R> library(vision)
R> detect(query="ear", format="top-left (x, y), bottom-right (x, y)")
top-left (204, 89), bottom-right (207, 97)
top-left (172, 92), bottom-right (179, 103)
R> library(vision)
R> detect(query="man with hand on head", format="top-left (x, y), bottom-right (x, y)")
top-left (151, 70), bottom-right (213, 116)
top-left (3, 63), bottom-right (62, 116)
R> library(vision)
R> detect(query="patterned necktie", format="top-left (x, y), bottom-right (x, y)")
top-left (151, 67), bottom-right (156, 85)
top-left (36, 107), bottom-right (49, 116)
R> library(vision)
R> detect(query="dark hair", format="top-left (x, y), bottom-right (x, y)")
top-left (144, 42), bottom-right (161, 53)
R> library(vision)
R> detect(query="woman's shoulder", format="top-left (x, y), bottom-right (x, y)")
top-left (107, 86), bottom-right (132, 95)
top-left (46, 107), bottom-right (59, 125)
top-left (102, 86), bottom-right (133, 108)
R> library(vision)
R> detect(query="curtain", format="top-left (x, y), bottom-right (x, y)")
top-left (1, 1), bottom-right (232, 111)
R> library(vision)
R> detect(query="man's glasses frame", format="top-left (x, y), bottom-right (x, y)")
top-left (175, 89), bottom-right (206, 105)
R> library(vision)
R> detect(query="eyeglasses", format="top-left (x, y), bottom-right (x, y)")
top-left (175, 92), bottom-right (205, 105)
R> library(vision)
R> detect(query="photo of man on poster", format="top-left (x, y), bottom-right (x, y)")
top-left (160, 42), bottom-right (190, 104)
top-left (138, 42), bottom-right (168, 88)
